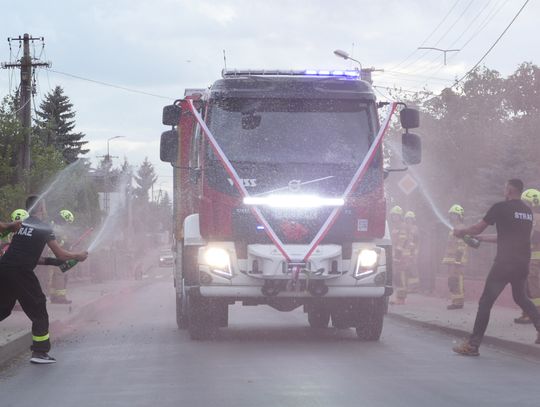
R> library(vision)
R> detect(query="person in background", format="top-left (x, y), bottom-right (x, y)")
top-left (514, 188), bottom-right (540, 324)
top-left (443, 204), bottom-right (468, 310)
top-left (50, 209), bottom-right (76, 304)
top-left (452, 179), bottom-right (540, 356)
top-left (404, 211), bottom-right (420, 293)
top-left (390, 206), bottom-right (409, 305)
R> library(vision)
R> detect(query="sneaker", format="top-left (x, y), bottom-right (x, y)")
top-left (453, 341), bottom-right (479, 356)
top-left (447, 304), bottom-right (464, 310)
top-left (514, 315), bottom-right (532, 324)
top-left (30, 352), bottom-right (57, 364)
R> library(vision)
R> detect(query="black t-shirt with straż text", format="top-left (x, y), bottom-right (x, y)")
top-left (0, 216), bottom-right (56, 270)
top-left (483, 199), bottom-right (533, 265)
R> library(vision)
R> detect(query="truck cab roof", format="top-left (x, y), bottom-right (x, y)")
top-left (209, 70), bottom-right (376, 101)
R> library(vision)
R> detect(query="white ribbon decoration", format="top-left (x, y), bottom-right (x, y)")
top-left (187, 99), bottom-right (397, 262)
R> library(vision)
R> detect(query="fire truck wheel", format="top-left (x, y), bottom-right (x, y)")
top-left (175, 280), bottom-right (188, 329)
top-left (355, 297), bottom-right (385, 341)
top-left (308, 308), bottom-right (331, 329)
top-left (187, 294), bottom-right (215, 340)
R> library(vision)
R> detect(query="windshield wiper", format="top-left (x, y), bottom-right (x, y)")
top-left (254, 175), bottom-right (335, 196)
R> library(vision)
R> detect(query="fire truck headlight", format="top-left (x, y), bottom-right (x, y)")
top-left (354, 249), bottom-right (379, 278)
top-left (204, 247), bottom-right (232, 278)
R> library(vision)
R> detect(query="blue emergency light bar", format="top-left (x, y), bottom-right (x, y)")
top-left (222, 69), bottom-right (361, 79)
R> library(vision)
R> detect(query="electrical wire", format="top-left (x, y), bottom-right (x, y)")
top-left (453, 0), bottom-right (530, 87)
top-left (46, 68), bottom-right (175, 100)
top-left (399, 0), bottom-right (475, 72)
top-left (427, 0), bottom-right (507, 78)
top-left (408, 0), bottom-right (494, 76)
top-left (385, 0), bottom-right (513, 91)
top-left (390, 0), bottom-right (462, 70)
top-left (10, 98), bottom-right (31, 115)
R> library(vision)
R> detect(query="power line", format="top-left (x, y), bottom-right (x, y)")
top-left (453, 0), bottom-right (530, 87)
top-left (399, 0), bottom-right (475, 72)
top-left (427, 0), bottom-right (507, 78)
top-left (409, 0), bottom-right (495, 76)
top-left (390, 0), bottom-right (462, 70)
top-left (46, 68), bottom-right (175, 100)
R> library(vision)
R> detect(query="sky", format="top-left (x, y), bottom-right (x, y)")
top-left (1, 0), bottom-right (538, 198)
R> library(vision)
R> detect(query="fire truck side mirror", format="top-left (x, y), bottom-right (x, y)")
top-left (162, 104), bottom-right (182, 126)
top-left (160, 130), bottom-right (178, 163)
top-left (402, 133), bottom-right (421, 165)
top-left (400, 108), bottom-right (420, 129)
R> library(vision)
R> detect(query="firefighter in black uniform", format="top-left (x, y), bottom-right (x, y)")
top-left (452, 179), bottom-right (540, 356)
top-left (0, 196), bottom-right (88, 364)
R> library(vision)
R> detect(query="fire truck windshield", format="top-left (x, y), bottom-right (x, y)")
top-left (207, 98), bottom-right (375, 165)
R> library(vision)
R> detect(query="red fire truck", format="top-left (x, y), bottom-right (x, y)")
top-left (160, 69), bottom-right (421, 340)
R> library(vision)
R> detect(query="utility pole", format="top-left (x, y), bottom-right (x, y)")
top-left (1, 34), bottom-right (51, 182)
top-left (97, 136), bottom-right (124, 212)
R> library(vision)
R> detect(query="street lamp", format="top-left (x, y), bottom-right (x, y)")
top-left (106, 136), bottom-right (125, 162)
top-left (417, 47), bottom-right (460, 65)
top-left (104, 136), bottom-right (125, 213)
top-left (333, 49), bottom-right (362, 70)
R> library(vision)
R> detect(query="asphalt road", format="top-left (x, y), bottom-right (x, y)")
top-left (1, 278), bottom-right (539, 407)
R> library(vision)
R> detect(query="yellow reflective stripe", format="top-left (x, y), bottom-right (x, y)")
top-left (54, 289), bottom-right (67, 295)
top-left (531, 252), bottom-right (540, 260)
top-left (32, 333), bottom-right (50, 342)
top-left (531, 298), bottom-right (540, 307)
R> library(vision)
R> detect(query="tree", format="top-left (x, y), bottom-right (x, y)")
top-left (134, 157), bottom-right (158, 202)
top-left (34, 86), bottom-right (89, 163)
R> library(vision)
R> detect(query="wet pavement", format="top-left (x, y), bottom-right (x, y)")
top-left (1, 278), bottom-right (539, 407)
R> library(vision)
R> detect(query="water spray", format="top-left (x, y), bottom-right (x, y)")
top-left (387, 141), bottom-right (480, 248)
top-left (86, 173), bottom-right (132, 253)
top-left (28, 159), bottom-right (84, 213)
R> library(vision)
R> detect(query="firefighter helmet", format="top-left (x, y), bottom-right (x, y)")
top-left (59, 209), bottom-right (74, 223)
top-left (522, 189), bottom-right (540, 207)
top-left (390, 206), bottom-right (403, 216)
top-left (448, 204), bottom-right (464, 217)
top-left (405, 211), bottom-right (416, 219)
top-left (11, 209), bottom-right (29, 222)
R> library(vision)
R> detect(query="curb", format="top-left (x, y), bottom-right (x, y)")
top-left (387, 312), bottom-right (540, 359)
top-left (0, 330), bottom-right (32, 366)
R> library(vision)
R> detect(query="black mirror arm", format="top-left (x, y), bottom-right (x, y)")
top-left (384, 166), bottom-right (409, 174)
top-left (169, 163), bottom-right (201, 171)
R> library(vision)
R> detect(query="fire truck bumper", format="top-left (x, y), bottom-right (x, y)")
top-left (199, 285), bottom-right (386, 298)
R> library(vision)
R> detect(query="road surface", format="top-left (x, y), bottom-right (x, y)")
top-left (1, 277), bottom-right (539, 407)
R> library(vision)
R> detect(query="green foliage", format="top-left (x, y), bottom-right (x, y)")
top-left (387, 64), bottom-right (540, 218)
top-left (34, 86), bottom-right (89, 163)
top-left (134, 157), bottom-right (158, 202)
top-left (0, 89), bottom-right (99, 226)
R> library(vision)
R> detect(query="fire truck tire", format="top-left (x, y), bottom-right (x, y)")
top-left (355, 297), bottom-right (385, 341)
top-left (187, 294), bottom-right (215, 340)
top-left (308, 308), bottom-right (331, 329)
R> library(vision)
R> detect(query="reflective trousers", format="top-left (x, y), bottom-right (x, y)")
top-left (395, 258), bottom-right (412, 301)
top-left (51, 268), bottom-right (68, 301)
top-left (447, 264), bottom-right (465, 306)
top-left (527, 261), bottom-right (540, 307)
top-left (470, 262), bottom-right (540, 347)
top-left (0, 266), bottom-right (50, 352)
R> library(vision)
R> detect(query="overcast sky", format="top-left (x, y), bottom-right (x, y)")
top-left (1, 0), bottom-right (538, 197)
